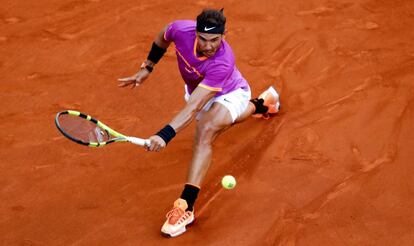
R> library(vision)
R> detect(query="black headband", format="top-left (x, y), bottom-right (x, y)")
top-left (196, 20), bottom-right (224, 34)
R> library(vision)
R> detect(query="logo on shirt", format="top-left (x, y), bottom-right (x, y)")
top-left (204, 26), bottom-right (216, 31)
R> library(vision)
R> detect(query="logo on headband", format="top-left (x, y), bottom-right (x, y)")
top-left (204, 26), bottom-right (216, 31)
top-left (196, 21), bottom-right (224, 34)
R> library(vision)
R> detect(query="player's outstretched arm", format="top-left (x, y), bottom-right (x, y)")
top-left (169, 87), bottom-right (216, 132)
top-left (118, 25), bottom-right (171, 88)
top-left (147, 87), bottom-right (216, 152)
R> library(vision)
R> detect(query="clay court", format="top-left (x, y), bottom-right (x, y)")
top-left (1, 0), bottom-right (414, 245)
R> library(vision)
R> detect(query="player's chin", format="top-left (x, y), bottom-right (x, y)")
top-left (203, 51), bottom-right (216, 57)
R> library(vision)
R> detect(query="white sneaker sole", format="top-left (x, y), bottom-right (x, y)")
top-left (161, 215), bottom-right (194, 238)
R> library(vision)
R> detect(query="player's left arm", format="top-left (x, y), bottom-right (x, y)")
top-left (148, 86), bottom-right (217, 151)
top-left (118, 25), bottom-right (171, 88)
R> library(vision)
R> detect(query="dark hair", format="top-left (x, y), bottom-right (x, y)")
top-left (196, 8), bottom-right (226, 27)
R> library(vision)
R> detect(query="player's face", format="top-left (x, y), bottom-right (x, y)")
top-left (196, 32), bottom-right (223, 57)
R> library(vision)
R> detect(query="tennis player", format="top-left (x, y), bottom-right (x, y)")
top-left (118, 8), bottom-right (280, 237)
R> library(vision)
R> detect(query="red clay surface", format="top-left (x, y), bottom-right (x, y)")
top-left (1, 0), bottom-right (414, 245)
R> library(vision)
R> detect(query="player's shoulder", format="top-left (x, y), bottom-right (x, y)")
top-left (169, 20), bottom-right (196, 31)
top-left (165, 20), bottom-right (196, 42)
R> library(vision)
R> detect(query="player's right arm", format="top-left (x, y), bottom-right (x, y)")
top-left (148, 86), bottom-right (217, 152)
top-left (118, 25), bottom-right (171, 88)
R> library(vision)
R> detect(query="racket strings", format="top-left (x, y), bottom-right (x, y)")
top-left (57, 114), bottom-right (111, 143)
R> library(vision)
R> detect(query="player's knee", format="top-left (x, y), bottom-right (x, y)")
top-left (195, 121), bottom-right (220, 145)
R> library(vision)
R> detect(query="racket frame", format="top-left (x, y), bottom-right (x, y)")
top-left (55, 110), bottom-right (149, 147)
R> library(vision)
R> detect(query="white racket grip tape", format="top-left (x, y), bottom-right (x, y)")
top-left (126, 137), bottom-right (151, 147)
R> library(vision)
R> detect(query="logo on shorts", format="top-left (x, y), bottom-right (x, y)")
top-left (224, 98), bottom-right (230, 103)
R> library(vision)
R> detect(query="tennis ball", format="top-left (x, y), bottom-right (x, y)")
top-left (221, 175), bottom-right (236, 189)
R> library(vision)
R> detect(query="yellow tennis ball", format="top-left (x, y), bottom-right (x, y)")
top-left (221, 175), bottom-right (236, 189)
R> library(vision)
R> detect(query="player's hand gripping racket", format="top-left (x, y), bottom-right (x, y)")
top-left (55, 110), bottom-right (150, 147)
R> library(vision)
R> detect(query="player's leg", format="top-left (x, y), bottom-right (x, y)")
top-left (234, 101), bottom-right (255, 123)
top-left (235, 86), bottom-right (281, 123)
top-left (187, 102), bottom-right (233, 186)
top-left (161, 102), bottom-right (232, 237)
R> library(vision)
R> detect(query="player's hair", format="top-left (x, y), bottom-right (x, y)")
top-left (196, 8), bottom-right (226, 28)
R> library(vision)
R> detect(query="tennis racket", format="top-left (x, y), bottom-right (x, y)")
top-left (55, 110), bottom-right (151, 147)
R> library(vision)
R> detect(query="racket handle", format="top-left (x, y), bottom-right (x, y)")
top-left (126, 137), bottom-right (151, 147)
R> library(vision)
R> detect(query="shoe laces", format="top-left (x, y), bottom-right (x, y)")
top-left (166, 207), bottom-right (192, 225)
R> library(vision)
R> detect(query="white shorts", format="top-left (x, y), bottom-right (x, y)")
top-left (185, 86), bottom-right (251, 123)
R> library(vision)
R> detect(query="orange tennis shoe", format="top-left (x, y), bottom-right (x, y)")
top-left (253, 86), bottom-right (280, 119)
top-left (161, 198), bottom-right (194, 237)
